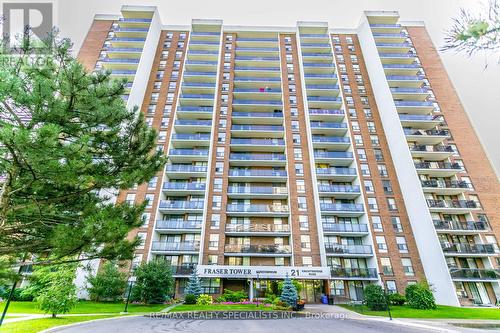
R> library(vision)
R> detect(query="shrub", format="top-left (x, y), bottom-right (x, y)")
top-left (131, 260), bottom-right (174, 304)
top-left (363, 284), bottom-right (387, 311)
top-left (214, 295), bottom-right (226, 303)
top-left (86, 262), bottom-right (127, 302)
top-left (184, 294), bottom-right (197, 304)
top-left (36, 265), bottom-right (78, 318)
top-left (0, 287), bottom-right (35, 301)
top-left (221, 289), bottom-right (247, 302)
top-left (263, 293), bottom-right (278, 304)
top-left (196, 294), bottom-right (213, 305)
top-left (184, 272), bottom-right (203, 297)
top-left (388, 293), bottom-right (406, 306)
top-left (272, 299), bottom-right (291, 311)
top-left (405, 282), bottom-right (436, 310)
top-left (280, 276), bottom-right (298, 307)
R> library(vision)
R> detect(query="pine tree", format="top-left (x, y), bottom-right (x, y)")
top-left (184, 271), bottom-right (202, 297)
top-left (280, 275), bottom-right (298, 307)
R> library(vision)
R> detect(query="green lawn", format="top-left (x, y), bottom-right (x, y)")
top-left (0, 301), bottom-right (166, 314)
top-left (169, 304), bottom-right (273, 312)
top-left (342, 304), bottom-right (500, 320)
top-left (1, 315), bottom-right (120, 333)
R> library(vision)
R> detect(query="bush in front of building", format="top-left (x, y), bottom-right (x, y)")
top-left (184, 294), bottom-right (197, 304)
top-left (184, 271), bottom-right (203, 297)
top-left (196, 294), bottom-right (213, 305)
top-left (388, 292), bottom-right (406, 306)
top-left (405, 281), bottom-right (436, 310)
top-left (131, 260), bottom-right (174, 304)
top-left (217, 289), bottom-right (248, 303)
top-left (363, 284), bottom-right (388, 311)
top-left (272, 299), bottom-right (292, 311)
top-left (86, 262), bottom-right (128, 302)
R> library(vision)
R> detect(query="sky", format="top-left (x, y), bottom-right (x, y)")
top-left (5, 0), bottom-right (499, 176)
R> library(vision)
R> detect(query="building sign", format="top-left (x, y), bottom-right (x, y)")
top-left (197, 265), bottom-right (331, 280)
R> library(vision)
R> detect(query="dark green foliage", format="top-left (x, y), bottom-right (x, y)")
top-left (280, 276), bottom-right (298, 307)
top-left (184, 271), bottom-right (202, 297)
top-left (220, 289), bottom-right (248, 302)
top-left (0, 32), bottom-right (165, 271)
top-left (0, 286), bottom-right (34, 301)
top-left (388, 292), bottom-right (406, 306)
top-left (131, 261), bottom-right (173, 304)
top-left (363, 284), bottom-right (388, 311)
top-left (405, 282), bottom-right (437, 310)
top-left (86, 262), bottom-right (127, 302)
top-left (184, 294), bottom-right (197, 305)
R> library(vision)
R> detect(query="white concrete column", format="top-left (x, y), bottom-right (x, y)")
top-left (249, 279), bottom-right (254, 300)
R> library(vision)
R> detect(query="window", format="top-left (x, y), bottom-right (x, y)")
top-left (208, 255), bottom-right (218, 265)
top-left (360, 164), bottom-right (370, 176)
top-left (141, 213), bottom-right (150, 227)
top-left (295, 163), bottom-right (304, 176)
top-left (382, 180), bottom-right (393, 194)
top-left (357, 149), bottom-right (366, 161)
top-left (218, 132), bottom-right (226, 143)
top-left (380, 257), bottom-right (393, 275)
top-left (144, 194), bottom-right (154, 208)
top-left (158, 131), bottom-right (167, 142)
top-left (391, 217), bottom-right (403, 232)
top-left (215, 162), bottom-right (224, 174)
top-left (367, 121), bottom-right (376, 133)
top-left (351, 121), bottom-right (360, 131)
top-left (302, 257), bottom-right (313, 266)
top-left (275, 257), bottom-right (285, 266)
top-left (148, 176), bottom-right (158, 189)
top-left (378, 164), bottom-right (388, 177)
top-left (209, 234), bottom-right (219, 250)
top-left (301, 235), bottom-right (311, 252)
top-left (212, 195), bottom-right (222, 209)
top-left (291, 120), bottom-right (299, 130)
top-left (370, 135), bottom-right (380, 146)
top-left (299, 215), bottom-right (309, 230)
top-left (371, 216), bottom-right (383, 231)
top-left (296, 179), bottom-right (305, 193)
top-left (368, 197), bottom-right (378, 212)
top-left (354, 135), bottom-right (363, 145)
top-left (376, 236), bottom-right (388, 252)
top-left (387, 198), bottom-right (398, 211)
top-left (363, 108), bottom-right (372, 118)
top-left (216, 147), bottom-right (225, 158)
top-left (396, 236), bottom-right (408, 253)
top-left (364, 180), bottom-right (374, 193)
top-left (402, 258), bottom-right (415, 276)
top-left (298, 197), bottom-right (307, 210)
top-left (294, 148), bottom-right (303, 160)
top-left (210, 214), bottom-right (220, 229)
top-left (293, 134), bottom-right (301, 144)
top-left (214, 178), bottom-right (223, 192)
top-left (374, 148), bottom-right (384, 161)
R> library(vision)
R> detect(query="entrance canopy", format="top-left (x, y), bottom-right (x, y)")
top-left (197, 265), bottom-right (330, 280)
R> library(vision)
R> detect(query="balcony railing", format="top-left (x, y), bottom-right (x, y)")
top-left (387, 75), bottom-right (424, 81)
top-left (230, 153), bottom-right (286, 161)
top-left (312, 136), bottom-right (350, 143)
top-left (310, 122), bottom-right (348, 129)
top-left (330, 267), bottom-right (378, 279)
top-left (308, 96), bottom-right (343, 102)
top-left (228, 169), bottom-right (287, 177)
top-left (162, 182), bottom-right (206, 191)
top-left (394, 101), bottom-right (434, 107)
top-left (179, 94), bottom-right (215, 99)
top-left (320, 203), bottom-right (364, 212)
top-left (449, 268), bottom-right (500, 280)
top-left (171, 134), bottom-right (211, 141)
top-left (226, 204), bottom-right (289, 214)
top-left (309, 109), bottom-right (344, 116)
top-left (227, 186), bottom-right (288, 195)
top-left (165, 165), bottom-right (207, 173)
top-left (169, 149), bottom-right (209, 156)
top-left (324, 244), bottom-right (373, 255)
top-left (231, 138), bottom-right (285, 146)
top-left (159, 201), bottom-right (204, 210)
top-left (151, 241), bottom-right (200, 252)
top-left (155, 220), bottom-right (202, 230)
top-left (316, 167), bottom-right (357, 176)
top-left (421, 180), bottom-right (471, 189)
top-left (414, 162), bottom-right (461, 170)
top-left (322, 223), bottom-right (369, 233)
top-left (427, 199), bottom-right (478, 209)
top-left (404, 129), bottom-right (449, 136)
top-left (175, 119), bottom-right (212, 126)
top-left (170, 264), bottom-right (196, 275)
top-left (409, 145), bottom-right (453, 153)
top-left (232, 112), bottom-right (283, 118)
top-left (232, 125), bottom-right (284, 131)
top-left (314, 151), bottom-right (354, 159)
top-left (232, 100), bottom-right (282, 105)
top-left (399, 114), bottom-right (441, 121)
top-left (225, 224), bottom-right (290, 233)
top-left (318, 185), bottom-right (361, 193)
top-left (441, 243), bottom-right (496, 254)
top-left (433, 220), bottom-right (489, 232)
top-left (224, 244), bottom-right (291, 254)
top-left (235, 56), bottom-right (279, 61)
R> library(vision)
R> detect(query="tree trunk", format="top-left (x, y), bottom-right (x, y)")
top-left (52, 313), bottom-right (56, 318)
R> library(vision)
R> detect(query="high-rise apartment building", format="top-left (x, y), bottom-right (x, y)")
top-left (76, 6), bottom-right (500, 306)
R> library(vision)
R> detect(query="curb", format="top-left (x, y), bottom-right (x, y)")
top-left (40, 314), bottom-right (141, 333)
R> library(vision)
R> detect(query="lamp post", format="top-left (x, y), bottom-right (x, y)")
top-left (378, 273), bottom-right (392, 320)
top-left (256, 273), bottom-right (260, 308)
top-left (123, 276), bottom-right (137, 313)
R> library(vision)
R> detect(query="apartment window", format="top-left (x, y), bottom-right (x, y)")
top-left (382, 180), bottom-right (393, 194)
top-left (301, 235), bottom-right (311, 252)
top-left (179, 33), bottom-right (187, 40)
top-left (363, 108), bottom-right (372, 118)
top-left (210, 214), bottom-right (220, 229)
top-left (132, 255), bottom-right (142, 270)
top-left (378, 164), bottom-right (388, 177)
top-left (219, 119), bottom-right (227, 128)
top-left (141, 212), bottom-right (150, 227)
top-left (175, 51), bottom-right (183, 59)
top-left (209, 234), bottom-right (219, 251)
top-left (296, 179), bottom-right (305, 193)
top-left (348, 108), bottom-right (357, 118)
top-left (213, 178), bottom-right (223, 192)
top-left (166, 93), bottom-right (174, 102)
top-left (357, 148), bottom-right (366, 161)
top-left (371, 216), bottom-right (383, 232)
top-left (295, 163), bottom-right (304, 176)
top-left (374, 148), bottom-right (384, 161)
top-left (153, 81), bottom-right (162, 90)
top-left (148, 176), bottom-right (158, 189)
top-left (156, 71), bottom-right (164, 79)
top-left (275, 257), bottom-right (285, 266)
top-left (144, 194), bottom-right (154, 208)
top-left (218, 132), bottom-right (226, 143)
top-left (302, 257), bottom-right (313, 267)
top-left (391, 217), bottom-right (403, 232)
top-left (299, 215), bottom-right (309, 231)
top-left (353, 64), bottom-right (360, 73)
top-left (368, 198), bottom-right (378, 212)
top-left (364, 180), bottom-right (374, 193)
top-left (173, 60), bottom-right (181, 69)
top-left (351, 121), bottom-right (360, 131)
top-left (290, 107), bottom-right (298, 117)
top-left (212, 195), bottom-right (222, 209)
top-left (360, 97), bottom-right (369, 105)
top-left (367, 121), bottom-right (376, 133)
top-left (338, 64), bottom-right (347, 72)
top-left (332, 36), bottom-right (340, 44)
top-left (380, 257), bottom-right (393, 275)
top-left (298, 196), bottom-right (307, 210)
top-left (354, 135), bottom-right (363, 145)
top-left (215, 162), bottom-right (224, 174)
top-left (343, 85), bottom-right (352, 94)
top-left (293, 134), bottom-right (301, 144)
top-left (461, 176), bottom-right (473, 190)
top-left (177, 41), bottom-right (184, 48)
top-left (387, 198), bottom-right (398, 211)
top-left (294, 148), bottom-right (303, 160)
top-left (216, 147), bottom-right (225, 159)
top-left (147, 104), bottom-right (156, 114)
top-left (370, 135), bottom-right (380, 146)
top-left (158, 131), bottom-right (167, 142)
top-left (289, 84), bottom-right (296, 93)
top-left (396, 236), bottom-right (408, 253)
top-left (376, 236), bottom-right (388, 252)
top-left (360, 164), bottom-right (371, 176)
top-left (468, 194), bottom-right (481, 208)
top-left (346, 96), bottom-right (354, 105)
top-left (207, 255), bottom-right (218, 265)
top-left (402, 258), bottom-right (415, 276)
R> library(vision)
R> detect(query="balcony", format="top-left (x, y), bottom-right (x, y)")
top-left (168, 149), bottom-right (209, 162)
top-left (303, 73), bottom-right (337, 84)
top-left (231, 124), bottom-right (284, 138)
top-left (165, 165), bottom-right (207, 179)
top-left (330, 267), bottom-right (378, 280)
top-left (229, 153), bottom-right (286, 166)
top-left (307, 96), bottom-right (343, 108)
top-left (151, 241), bottom-right (200, 253)
top-left (158, 200), bottom-right (204, 213)
top-left (155, 220), bottom-right (203, 233)
top-left (372, 33), bottom-right (407, 43)
top-left (162, 182), bottom-right (206, 195)
top-left (227, 186), bottom-right (288, 199)
top-left (324, 244), bottom-right (373, 257)
top-left (170, 264), bottom-right (196, 276)
top-left (174, 119), bottom-right (212, 133)
top-left (421, 179), bottom-right (472, 195)
top-left (230, 138), bottom-right (285, 152)
top-left (386, 75), bottom-right (424, 88)
top-left (185, 60), bottom-right (218, 71)
top-left (320, 203), bottom-right (365, 217)
top-left (433, 220), bottom-right (489, 235)
top-left (312, 136), bottom-right (350, 150)
top-left (322, 223), bottom-right (369, 236)
top-left (232, 99), bottom-right (282, 112)
top-left (224, 244), bottom-right (292, 256)
top-left (404, 129), bottom-right (449, 145)
top-left (390, 87), bottom-right (430, 100)
top-left (399, 114), bottom-right (442, 129)
top-left (306, 85), bottom-right (340, 96)
top-left (235, 47), bottom-right (280, 57)
top-left (225, 224), bottom-right (291, 236)
top-left (171, 134), bottom-right (210, 148)
top-left (315, 167), bottom-right (358, 181)
top-left (318, 185), bottom-right (361, 199)
top-left (441, 243), bottom-right (497, 257)
top-left (226, 204), bottom-right (289, 217)
top-left (394, 100), bottom-right (435, 114)
top-left (310, 121), bottom-right (348, 135)
top-left (379, 53), bottom-right (417, 64)
top-left (109, 37), bottom-right (146, 48)
top-left (427, 199), bottom-right (479, 214)
top-left (183, 71), bottom-right (217, 83)
top-left (228, 169), bottom-right (287, 182)
top-left (414, 162), bottom-right (462, 177)
top-left (231, 111), bottom-right (283, 125)
top-left (409, 145), bottom-right (454, 160)
top-left (313, 151), bottom-right (354, 166)
top-left (449, 268), bottom-right (500, 282)
top-left (370, 23), bottom-right (402, 33)
top-left (308, 109), bottom-right (344, 121)
top-left (382, 63), bottom-right (421, 76)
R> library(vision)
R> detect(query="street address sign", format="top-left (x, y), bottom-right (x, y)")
top-left (197, 265), bottom-right (331, 279)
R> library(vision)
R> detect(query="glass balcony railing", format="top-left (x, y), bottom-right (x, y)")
top-left (409, 145), bottom-right (453, 153)
top-left (449, 268), bottom-right (500, 280)
top-left (308, 96), bottom-right (342, 102)
top-left (316, 167), bottom-right (357, 176)
top-left (233, 77), bottom-right (281, 82)
top-left (185, 60), bottom-right (218, 65)
top-left (232, 99), bottom-right (282, 105)
top-left (421, 180), bottom-right (472, 189)
top-left (231, 138), bottom-right (285, 146)
top-left (300, 34), bottom-right (329, 37)
top-left (306, 84), bottom-right (339, 89)
top-left (159, 201), bottom-right (204, 210)
top-left (162, 182), bottom-right (206, 191)
top-left (391, 87), bottom-right (429, 94)
top-left (102, 58), bottom-right (140, 63)
top-left (312, 136), bottom-right (350, 144)
top-left (224, 244), bottom-right (291, 254)
top-left (225, 224), bottom-right (290, 233)
top-left (104, 47), bottom-right (143, 52)
top-left (236, 47), bottom-right (279, 51)
top-left (171, 134), bottom-right (210, 141)
top-left (414, 162), bottom-right (461, 170)
top-left (301, 43), bottom-right (330, 47)
top-left (155, 220), bottom-right (202, 230)
top-left (314, 151), bottom-right (354, 159)
top-left (184, 71), bottom-right (217, 76)
top-left (310, 122), bottom-right (348, 129)
top-left (114, 27), bottom-right (149, 32)
top-left (330, 267), bottom-right (378, 279)
top-left (227, 186), bottom-right (288, 195)
top-left (404, 129), bottom-right (449, 136)
top-left (228, 169), bottom-right (287, 177)
top-left (232, 125), bottom-right (284, 131)
top-left (383, 64), bottom-right (421, 69)
top-left (324, 244), bottom-right (373, 255)
top-left (230, 153), bottom-right (286, 161)
top-left (427, 199), bottom-right (478, 209)
top-left (433, 220), bottom-right (489, 232)
top-left (176, 106), bottom-right (213, 113)
top-left (309, 109), bottom-right (344, 116)
top-left (237, 37), bottom-right (279, 42)
top-left (303, 64), bottom-right (335, 68)
top-left (372, 33), bottom-right (407, 38)
top-left (109, 70), bottom-right (137, 75)
top-left (302, 53), bottom-right (333, 57)
top-left (110, 37), bottom-right (146, 42)
top-left (318, 185), bottom-right (361, 193)
top-left (170, 264), bottom-right (196, 275)
top-left (376, 42), bottom-right (411, 47)
top-left (394, 101), bottom-right (434, 107)
top-left (322, 223), bottom-right (369, 233)
top-left (182, 82), bottom-right (216, 87)
top-left (180, 94), bottom-right (214, 99)
top-left (234, 56), bottom-right (280, 61)
top-left (191, 31), bottom-right (220, 36)
top-left (233, 88), bottom-right (282, 93)
top-left (320, 203), bottom-right (364, 212)
top-left (234, 66), bottom-right (280, 71)
top-left (165, 165), bottom-right (207, 173)
top-left (370, 24), bottom-right (402, 28)
top-left (232, 112), bottom-right (283, 118)
top-left (399, 114), bottom-right (440, 121)
top-left (169, 149), bottom-right (209, 156)
top-left (304, 74), bottom-right (337, 79)
top-left (190, 41), bottom-right (219, 45)
top-left (379, 53), bottom-right (416, 58)
top-left (441, 243), bottom-right (496, 254)
top-left (151, 241), bottom-right (200, 252)
top-left (188, 50), bottom-right (219, 55)
top-left (118, 18), bottom-right (152, 23)
top-left (226, 204), bottom-right (289, 213)
top-left (387, 75), bottom-right (424, 81)
top-left (175, 119), bottom-right (212, 126)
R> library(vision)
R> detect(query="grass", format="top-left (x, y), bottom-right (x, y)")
top-left (342, 304), bottom-right (500, 320)
top-left (0, 300), bottom-right (166, 314)
top-left (169, 304), bottom-right (274, 312)
top-left (0, 315), bottom-right (120, 333)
